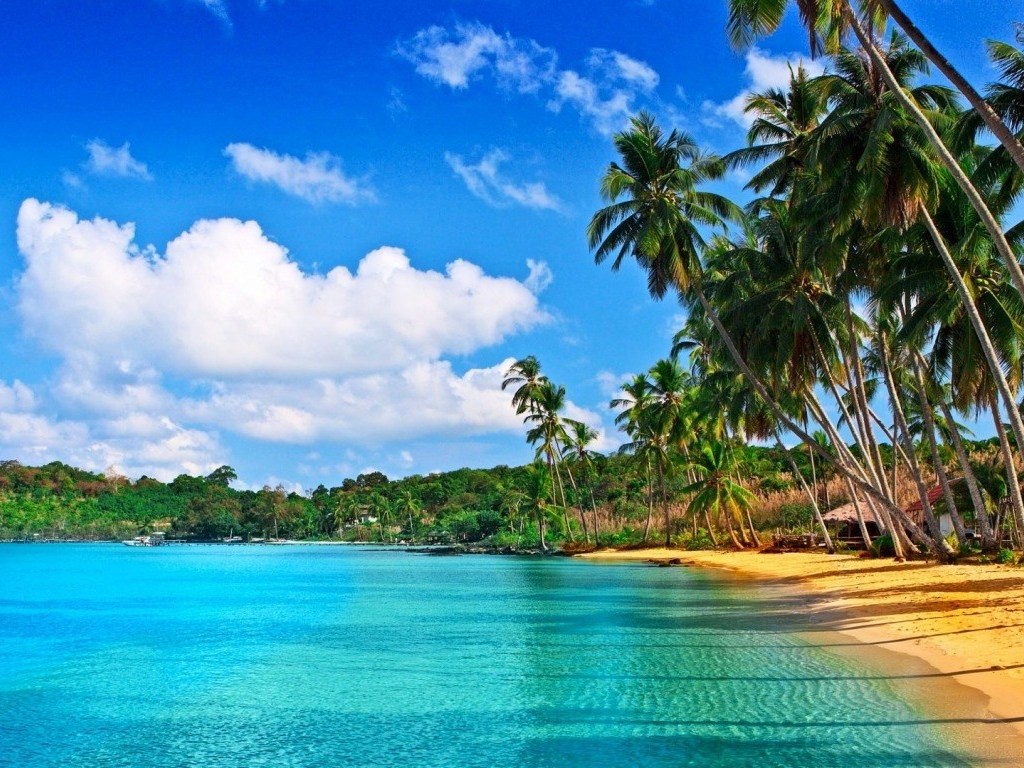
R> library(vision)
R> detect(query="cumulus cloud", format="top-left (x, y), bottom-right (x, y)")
top-left (398, 22), bottom-right (658, 135)
top-left (224, 143), bottom-right (374, 204)
top-left (85, 140), bottom-right (152, 180)
top-left (703, 48), bottom-right (824, 128)
top-left (444, 149), bottom-right (563, 211)
top-left (16, 200), bottom-right (549, 379)
top-left (9, 199), bottom-right (572, 477)
top-left (0, 378), bottom-right (225, 481)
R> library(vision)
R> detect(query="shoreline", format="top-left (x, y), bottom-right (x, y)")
top-left (578, 548), bottom-right (1024, 760)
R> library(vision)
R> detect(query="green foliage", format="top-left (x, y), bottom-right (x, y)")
top-left (685, 528), bottom-right (717, 550)
top-left (995, 548), bottom-right (1018, 565)
top-left (869, 534), bottom-right (896, 558)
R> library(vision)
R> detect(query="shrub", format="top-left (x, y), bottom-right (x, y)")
top-left (869, 533), bottom-right (895, 558)
top-left (995, 548), bottom-right (1017, 565)
top-left (685, 528), bottom-right (716, 551)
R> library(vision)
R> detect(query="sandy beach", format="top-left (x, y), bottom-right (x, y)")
top-left (579, 548), bottom-right (1024, 760)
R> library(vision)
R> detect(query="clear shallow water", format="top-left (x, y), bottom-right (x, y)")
top-left (0, 545), bottom-right (971, 767)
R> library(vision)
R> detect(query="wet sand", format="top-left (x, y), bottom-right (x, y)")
top-left (578, 548), bottom-right (1024, 765)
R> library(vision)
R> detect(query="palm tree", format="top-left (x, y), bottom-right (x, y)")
top-left (611, 373), bottom-right (658, 542)
top-left (727, 0), bottom-right (1024, 307)
top-left (589, 111), bottom-right (925, 553)
top-left (561, 418), bottom-right (603, 546)
top-left (684, 441), bottom-right (758, 549)
top-left (502, 356), bottom-right (546, 415)
top-left (523, 379), bottom-right (575, 542)
top-left (724, 64), bottom-right (828, 199)
top-left (523, 461), bottom-right (554, 552)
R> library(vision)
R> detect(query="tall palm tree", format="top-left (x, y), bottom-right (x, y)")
top-left (502, 356), bottom-right (546, 415)
top-left (727, 0), bottom-right (1024, 306)
top-left (523, 461), bottom-right (553, 552)
top-left (724, 64), bottom-right (828, 199)
top-left (561, 419), bottom-right (603, 546)
top-left (589, 111), bottom-right (926, 553)
top-left (523, 379), bottom-right (575, 542)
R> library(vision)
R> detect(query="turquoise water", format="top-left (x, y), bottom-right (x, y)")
top-left (0, 545), bottom-right (971, 767)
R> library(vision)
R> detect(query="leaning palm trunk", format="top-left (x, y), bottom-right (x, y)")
top-left (849, 13), bottom-right (1024, 306)
top-left (928, 376), bottom-right (995, 549)
top-left (919, 209), bottom-right (1024, 466)
top-left (877, 336), bottom-right (951, 558)
top-left (809, 330), bottom-right (892, 500)
top-left (776, 434), bottom-right (835, 553)
top-left (704, 509), bottom-right (720, 546)
top-left (642, 459), bottom-right (654, 543)
top-left (845, 307), bottom-right (893, 501)
top-left (988, 391), bottom-right (1024, 543)
top-left (909, 356), bottom-right (969, 548)
top-left (694, 288), bottom-right (936, 555)
top-left (876, 0), bottom-right (1024, 175)
top-left (562, 463), bottom-right (591, 544)
top-left (548, 450), bottom-right (575, 543)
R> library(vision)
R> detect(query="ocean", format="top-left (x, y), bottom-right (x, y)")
top-left (0, 544), bottom-right (974, 767)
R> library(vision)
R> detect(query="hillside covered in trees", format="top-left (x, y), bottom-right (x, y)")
top-left (0, 430), bottom-right (1014, 555)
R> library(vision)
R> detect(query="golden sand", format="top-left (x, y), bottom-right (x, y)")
top-left (579, 548), bottom-right (1024, 754)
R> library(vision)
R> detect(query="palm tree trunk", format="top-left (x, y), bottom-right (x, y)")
top-left (722, 506), bottom-right (744, 548)
top-left (776, 434), bottom-right (835, 553)
top-left (563, 463), bottom-right (591, 544)
top-left (704, 509), bottom-right (720, 546)
top-left (693, 287), bottom-right (936, 555)
top-left (548, 449), bottom-right (575, 543)
top-left (658, 460), bottom-right (672, 548)
top-left (849, 13), bottom-right (1024, 306)
top-left (989, 391), bottom-right (1024, 541)
top-left (876, 0), bottom-right (1024, 175)
top-left (909, 355), bottom-right (969, 548)
top-left (809, 329), bottom-right (891, 498)
top-left (933, 384), bottom-right (994, 549)
top-left (845, 305), bottom-right (892, 501)
top-left (642, 459), bottom-right (654, 543)
top-left (919, 209), bottom-right (1024, 466)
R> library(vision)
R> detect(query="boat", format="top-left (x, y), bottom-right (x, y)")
top-left (122, 534), bottom-right (163, 547)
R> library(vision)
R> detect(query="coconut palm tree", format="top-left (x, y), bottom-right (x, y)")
top-left (523, 378), bottom-right (575, 542)
top-left (523, 461), bottom-right (553, 552)
top-left (589, 111), bottom-right (927, 553)
top-left (561, 418), bottom-right (603, 546)
top-left (502, 356), bottom-right (547, 415)
top-left (727, 0), bottom-right (1024, 307)
top-left (684, 440), bottom-right (758, 549)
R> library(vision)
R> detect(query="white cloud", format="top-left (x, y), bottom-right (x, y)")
top-left (194, 0), bottom-right (231, 27)
top-left (524, 259), bottom-right (553, 293)
top-left (85, 140), bottom-right (153, 180)
top-left (703, 48), bottom-right (824, 128)
top-left (225, 143), bottom-right (374, 204)
top-left (444, 149), bottom-right (563, 211)
top-left (0, 378), bottom-right (225, 481)
top-left (17, 200), bottom-right (549, 379)
top-left (10, 200), bottom-right (568, 474)
top-left (396, 22), bottom-right (556, 93)
top-left (595, 371), bottom-right (632, 399)
top-left (61, 171), bottom-right (84, 189)
top-left (399, 23), bottom-right (657, 135)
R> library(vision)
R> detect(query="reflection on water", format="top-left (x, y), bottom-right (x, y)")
top-left (0, 545), bottom-right (972, 767)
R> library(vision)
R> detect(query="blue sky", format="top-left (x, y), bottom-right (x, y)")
top-left (0, 0), bottom-right (1017, 489)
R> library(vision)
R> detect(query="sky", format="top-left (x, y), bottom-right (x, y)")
top-left (0, 0), bottom-right (1018, 491)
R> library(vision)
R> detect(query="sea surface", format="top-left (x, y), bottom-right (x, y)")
top-left (0, 544), bottom-right (977, 767)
